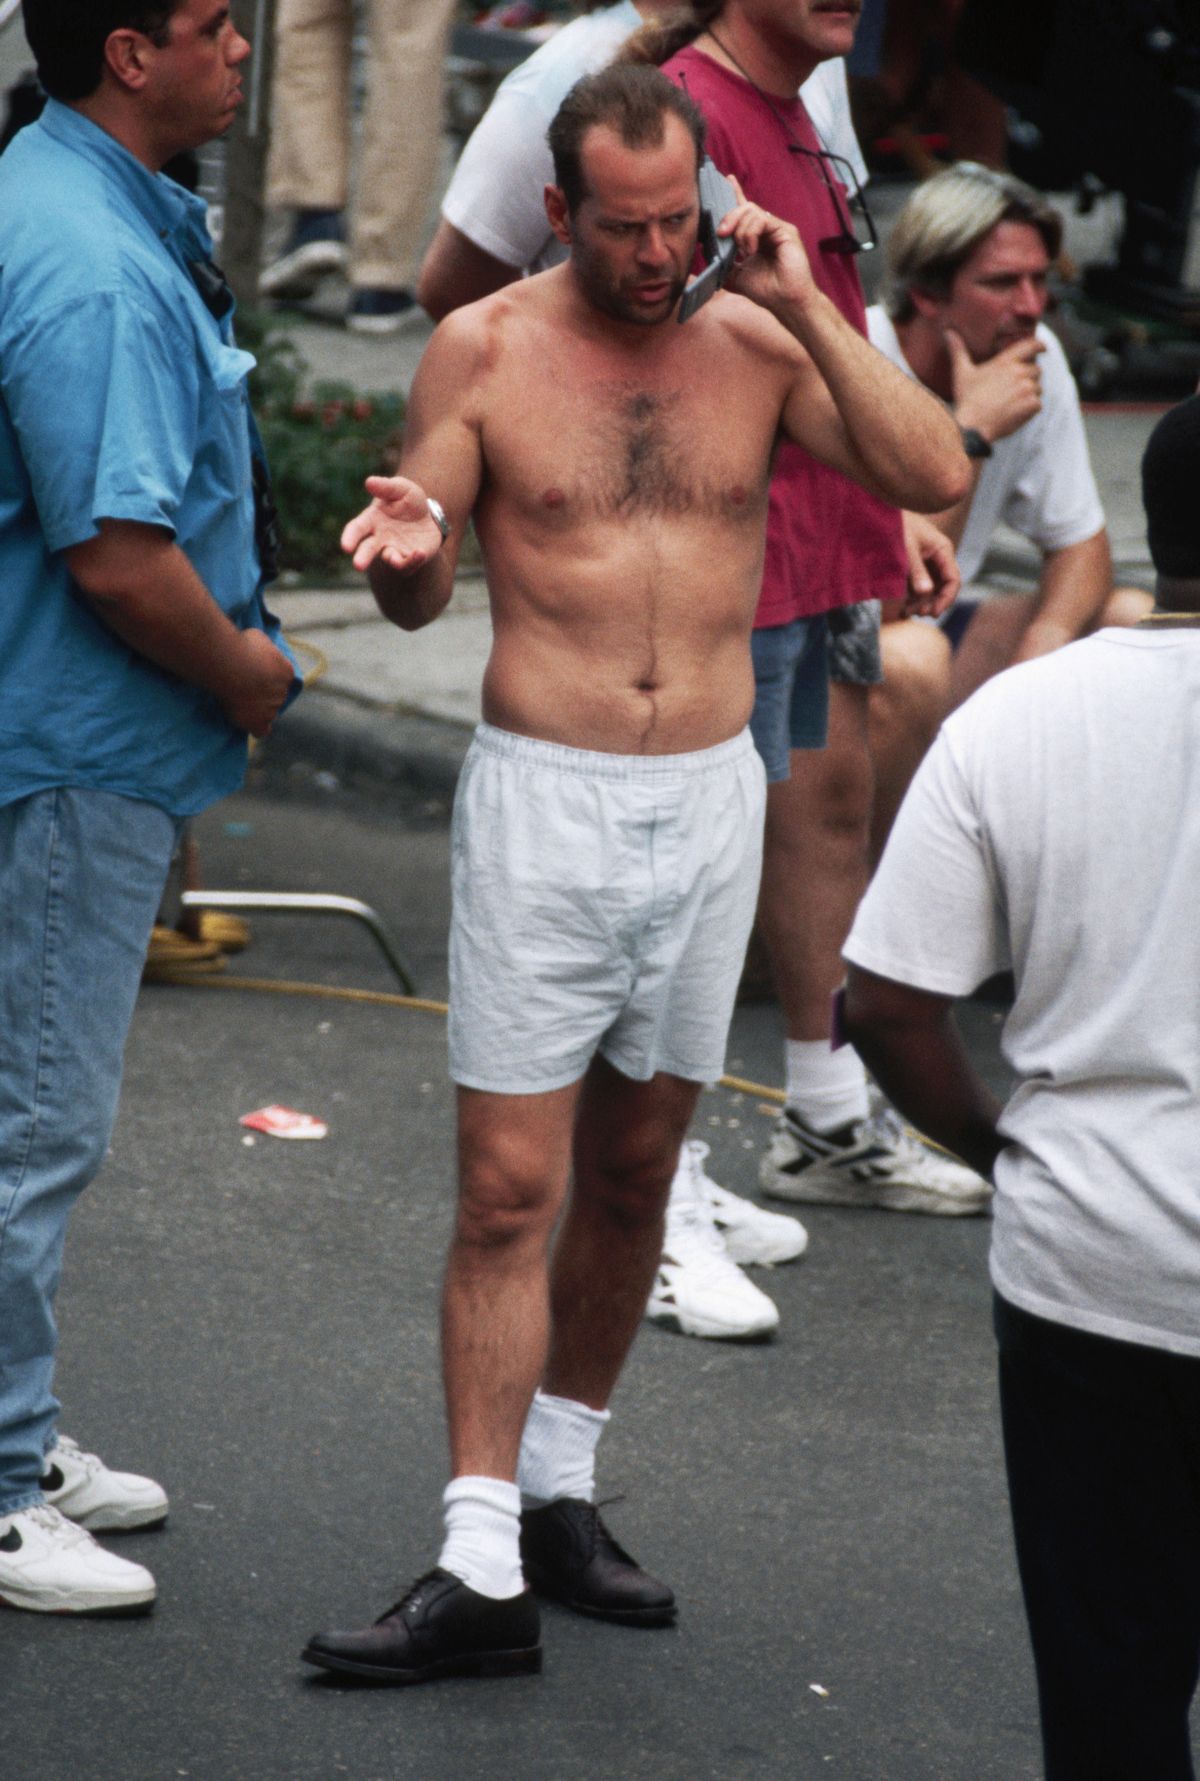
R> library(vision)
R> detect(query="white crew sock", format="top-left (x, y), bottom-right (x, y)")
top-left (517, 1389), bottom-right (611, 1510)
top-left (785, 1038), bottom-right (870, 1133)
top-left (437, 1475), bottom-right (523, 1600)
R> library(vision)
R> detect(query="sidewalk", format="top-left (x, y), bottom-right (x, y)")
top-left (267, 305), bottom-right (1163, 792)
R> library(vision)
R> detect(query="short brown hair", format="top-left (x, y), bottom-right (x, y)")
top-left (547, 63), bottom-right (706, 215)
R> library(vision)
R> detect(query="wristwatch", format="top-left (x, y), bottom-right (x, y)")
top-left (959, 426), bottom-right (994, 461)
top-left (426, 496), bottom-right (451, 544)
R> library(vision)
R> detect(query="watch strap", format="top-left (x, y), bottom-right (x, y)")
top-left (960, 426), bottom-right (994, 461)
top-left (426, 496), bottom-right (451, 542)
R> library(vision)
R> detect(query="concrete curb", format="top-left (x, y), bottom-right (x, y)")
top-left (262, 687), bottom-right (471, 800)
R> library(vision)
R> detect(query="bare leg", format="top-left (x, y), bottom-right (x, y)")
top-left (756, 681), bottom-right (873, 1042)
top-left (443, 1079), bottom-right (582, 1481)
top-left (868, 621), bottom-right (952, 864)
top-left (948, 596), bottom-right (1033, 710)
top-left (544, 1056), bottom-right (702, 1409)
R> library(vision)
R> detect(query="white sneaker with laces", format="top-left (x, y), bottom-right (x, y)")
top-left (0, 1504), bottom-right (156, 1615)
top-left (646, 1180), bottom-right (780, 1341)
top-left (42, 1436), bottom-right (168, 1532)
top-left (676, 1141), bottom-right (808, 1266)
top-left (759, 1101), bottom-right (992, 1215)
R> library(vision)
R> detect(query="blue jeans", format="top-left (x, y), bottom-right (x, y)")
top-left (0, 788), bottom-right (176, 1514)
top-left (748, 617), bottom-right (830, 783)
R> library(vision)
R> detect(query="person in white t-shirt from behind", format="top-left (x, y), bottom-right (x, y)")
top-left (419, 0), bottom-right (865, 316)
top-left (417, 1), bottom-right (873, 1344)
top-left (864, 163), bottom-right (1150, 850)
top-left (839, 393), bottom-right (1200, 1781)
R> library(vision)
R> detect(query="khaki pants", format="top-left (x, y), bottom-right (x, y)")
top-left (267, 0), bottom-right (455, 289)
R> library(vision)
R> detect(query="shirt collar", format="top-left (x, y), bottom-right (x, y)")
top-left (38, 98), bottom-right (212, 259)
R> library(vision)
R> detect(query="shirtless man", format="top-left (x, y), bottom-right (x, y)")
top-left (301, 64), bottom-right (966, 1687)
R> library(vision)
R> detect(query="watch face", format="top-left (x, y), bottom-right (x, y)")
top-left (961, 427), bottom-right (993, 460)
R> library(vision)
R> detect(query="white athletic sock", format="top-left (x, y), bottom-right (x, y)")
top-left (517, 1389), bottom-right (611, 1510)
top-left (437, 1475), bottom-right (523, 1600)
top-left (785, 1038), bottom-right (870, 1134)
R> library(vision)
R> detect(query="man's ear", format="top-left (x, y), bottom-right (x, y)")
top-left (908, 285), bottom-right (943, 324)
top-left (545, 184), bottom-right (572, 248)
top-left (104, 27), bottom-right (154, 93)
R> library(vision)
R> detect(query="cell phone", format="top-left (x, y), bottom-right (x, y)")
top-left (677, 158), bottom-right (740, 324)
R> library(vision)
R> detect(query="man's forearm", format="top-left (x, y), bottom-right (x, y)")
top-left (69, 525), bottom-right (260, 702)
top-left (843, 969), bottom-right (1004, 1179)
top-left (1016, 530), bottom-right (1110, 662)
top-left (417, 219), bottom-right (521, 322)
top-left (778, 289), bottom-right (970, 512)
top-left (923, 461), bottom-right (985, 548)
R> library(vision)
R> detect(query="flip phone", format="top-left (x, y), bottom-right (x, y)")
top-left (677, 158), bottom-right (740, 324)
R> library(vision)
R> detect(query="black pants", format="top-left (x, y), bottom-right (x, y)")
top-left (995, 1293), bottom-right (1200, 1781)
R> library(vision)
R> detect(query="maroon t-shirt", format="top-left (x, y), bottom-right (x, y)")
top-left (663, 47), bottom-right (907, 626)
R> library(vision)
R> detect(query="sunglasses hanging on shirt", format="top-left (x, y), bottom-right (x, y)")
top-left (704, 27), bottom-right (878, 256)
top-left (785, 143), bottom-right (878, 256)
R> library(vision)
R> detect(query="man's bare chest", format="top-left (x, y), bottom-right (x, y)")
top-left (478, 362), bottom-right (780, 526)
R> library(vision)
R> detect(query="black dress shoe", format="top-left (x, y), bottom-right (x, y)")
top-left (301, 1568), bottom-right (541, 1684)
top-left (520, 1499), bottom-right (676, 1626)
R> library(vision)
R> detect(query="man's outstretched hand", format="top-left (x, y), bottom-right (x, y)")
top-left (341, 475), bottom-right (445, 577)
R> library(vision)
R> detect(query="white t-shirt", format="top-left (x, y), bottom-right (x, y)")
top-left (844, 628), bottom-right (1200, 1356)
top-left (867, 307), bottom-right (1106, 588)
top-left (444, 3), bottom-right (865, 274)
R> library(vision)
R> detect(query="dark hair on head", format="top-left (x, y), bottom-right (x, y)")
top-left (548, 63), bottom-right (706, 215)
top-left (21, 0), bottom-right (180, 102)
top-left (1142, 394), bottom-right (1200, 599)
top-left (617, 2), bottom-right (725, 69)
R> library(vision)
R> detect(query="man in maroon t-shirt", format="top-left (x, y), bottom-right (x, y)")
top-left (654, 1), bottom-right (990, 1215)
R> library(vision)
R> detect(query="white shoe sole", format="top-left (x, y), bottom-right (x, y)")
top-left (68, 1501), bottom-right (168, 1533)
top-left (259, 239), bottom-right (347, 299)
top-left (645, 1304), bottom-right (778, 1342)
top-left (720, 1225), bottom-right (809, 1267)
top-left (0, 1578), bottom-right (156, 1615)
top-left (346, 308), bottom-right (426, 336)
top-left (759, 1157), bottom-right (990, 1216)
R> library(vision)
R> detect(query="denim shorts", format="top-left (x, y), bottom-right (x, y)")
top-left (748, 616), bottom-right (829, 783)
top-left (827, 599), bottom-right (884, 686)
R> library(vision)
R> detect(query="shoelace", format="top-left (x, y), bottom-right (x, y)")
top-left (377, 1568), bottom-right (447, 1623)
top-left (51, 1436), bottom-right (102, 1477)
top-left (586, 1498), bottom-right (638, 1567)
top-left (21, 1504), bottom-right (91, 1546)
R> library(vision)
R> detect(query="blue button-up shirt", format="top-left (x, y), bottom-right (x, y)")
top-left (0, 101), bottom-right (298, 817)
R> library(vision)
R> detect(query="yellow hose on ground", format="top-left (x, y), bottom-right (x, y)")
top-left (143, 967), bottom-right (787, 1105)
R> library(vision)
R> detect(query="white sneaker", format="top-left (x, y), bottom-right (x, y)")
top-left (759, 1101), bottom-right (992, 1216)
top-left (42, 1436), bottom-right (168, 1532)
top-left (0, 1504), bottom-right (156, 1615)
top-left (676, 1141), bottom-right (807, 1267)
top-left (646, 1186), bottom-right (780, 1341)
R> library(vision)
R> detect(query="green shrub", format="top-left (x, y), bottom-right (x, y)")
top-left (239, 310), bottom-right (406, 580)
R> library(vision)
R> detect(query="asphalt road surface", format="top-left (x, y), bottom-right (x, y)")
top-left (4, 759), bottom-right (1185, 1780)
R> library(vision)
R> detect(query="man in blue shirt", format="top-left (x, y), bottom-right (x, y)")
top-left (0, 0), bottom-right (297, 1616)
